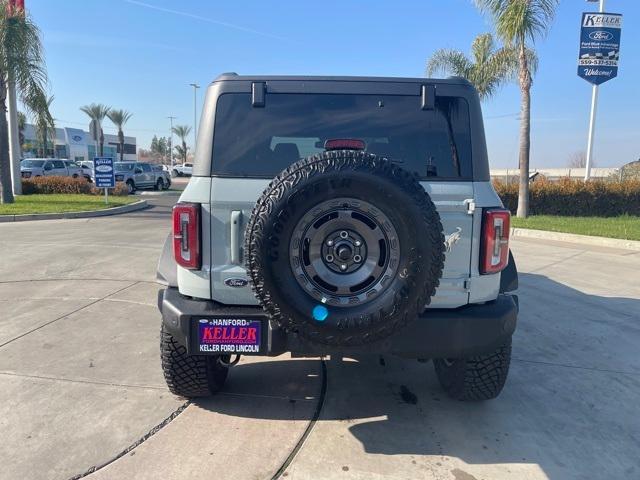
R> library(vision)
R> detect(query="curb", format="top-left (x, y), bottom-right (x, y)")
top-left (0, 200), bottom-right (148, 223)
top-left (511, 227), bottom-right (640, 252)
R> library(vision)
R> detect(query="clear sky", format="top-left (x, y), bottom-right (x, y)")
top-left (27, 0), bottom-right (639, 169)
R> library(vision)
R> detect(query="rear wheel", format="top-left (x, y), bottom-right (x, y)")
top-left (160, 324), bottom-right (229, 398)
top-left (126, 180), bottom-right (135, 194)
top-left (433, 339), bottom-right (512, 401)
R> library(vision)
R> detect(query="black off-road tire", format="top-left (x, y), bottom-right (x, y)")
top-left (245, 150), bottom-right (445, 347)
top-left (160, 324), bottom-right (229, 398)
top-left (433, 339), bottom-right (512, 401)
top-left (155, 179), bottom-right (163, 191)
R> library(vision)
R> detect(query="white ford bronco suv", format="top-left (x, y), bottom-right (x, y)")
top-left (157, 74), bottom-right (518, 401)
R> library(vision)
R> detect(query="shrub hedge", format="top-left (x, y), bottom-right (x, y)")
top-left (494, 178), bottom-right (640, 217)
top-left (22, 176), bottom-right (129, 196)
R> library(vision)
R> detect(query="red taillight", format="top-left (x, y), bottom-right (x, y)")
top-left (173, 203), bottom-right (201, 270)
top-left (480, 208), bottom-right (510, 275)
top-left (324, 138), bottom-right (366, 151)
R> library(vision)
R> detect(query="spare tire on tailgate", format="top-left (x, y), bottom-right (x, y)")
top-left (245, 150), bottom-right (445, 346)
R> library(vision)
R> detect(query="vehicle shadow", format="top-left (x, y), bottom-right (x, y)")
top-left (194, 273), bottom-right (640, 479)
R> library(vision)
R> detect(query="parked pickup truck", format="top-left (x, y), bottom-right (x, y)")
top-left (114, 162), bottom-right (171, 193)
top-left (21, 158), bottom-right (85, 179)
top-left (171, 162), bottom-right (193, 177)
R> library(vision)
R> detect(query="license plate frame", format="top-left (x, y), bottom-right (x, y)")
top-left (192, 316), bottom-right (265, 355)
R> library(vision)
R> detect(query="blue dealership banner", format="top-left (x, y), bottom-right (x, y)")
top-left (578, 12), bottom-right (622, 85)
top-left (94, 157), bottom-right (115, 188)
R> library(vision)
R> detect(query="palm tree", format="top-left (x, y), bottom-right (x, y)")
top-left (172, 125), bottom-right (191, 163)
top-left (107, 109), bottom-right (133, 161)
top-left (0, 5), bottom-right (52, 204)
top-left (174, 144), bottom-right (188, 164)
top-left (475, 0), bottom-right (559, 217)
top-left (427, 33), bottom-right (518, 101)
top-left (80, 103), bottom-right (110, 156)
top-left (35, 95), bottom-right (55, 157)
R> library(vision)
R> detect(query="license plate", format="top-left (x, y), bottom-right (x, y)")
top-left (197, 318), bottom-right (262, 354)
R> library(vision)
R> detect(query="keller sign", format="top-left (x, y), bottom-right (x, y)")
top-left (578, 12), bottom-right (623, 85)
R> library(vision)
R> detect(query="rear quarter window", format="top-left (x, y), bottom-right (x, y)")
top-left (211, 92), bottom-right (472, 180)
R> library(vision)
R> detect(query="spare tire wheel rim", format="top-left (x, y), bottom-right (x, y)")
top-left (289, 197), bottom-right (400, 306)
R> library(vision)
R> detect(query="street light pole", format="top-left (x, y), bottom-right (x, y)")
top-left (189, 83), bottom-right (200, 153)
top-left (167, 116), bottom-right (176, 166)
top-left (584, 0), bottom-right (606, 181)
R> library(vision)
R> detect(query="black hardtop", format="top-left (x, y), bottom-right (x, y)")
top-left (193, 73), bottom-right (489, 181)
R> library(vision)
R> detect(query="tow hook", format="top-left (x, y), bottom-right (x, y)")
top-left (218, 354), bottom-right (241, 367)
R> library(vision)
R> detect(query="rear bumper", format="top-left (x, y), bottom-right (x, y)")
top-left (158, 287), bottom-right (517, 359)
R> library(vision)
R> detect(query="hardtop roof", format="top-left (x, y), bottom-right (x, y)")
top-left (212, 73), bottom-right (472, 87)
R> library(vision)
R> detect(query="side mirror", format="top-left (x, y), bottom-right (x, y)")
top-left (135, 167), bottom-right (143, 174)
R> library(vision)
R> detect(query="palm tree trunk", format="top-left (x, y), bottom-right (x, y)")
top-left (99, 127), bottom-right (104, 156)
top-left (119, 130), bottom-right (124, 161)
top-left (516, 44), bottom-right (532, 218)
top-left (0, 80), bottom-right (15, 204)
top-left (182, 140), bottom-right (187, 162)
top-left (43, 129), bottom-right (48, 157)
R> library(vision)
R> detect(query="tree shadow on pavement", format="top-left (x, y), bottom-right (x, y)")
top-left (195, 273), bottom-right (640, 479)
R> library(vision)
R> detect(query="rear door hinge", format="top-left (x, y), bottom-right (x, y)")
top-left (464, 199), bottom-right (476, 215)
top-left (464, 278), bottom-right (472, 291)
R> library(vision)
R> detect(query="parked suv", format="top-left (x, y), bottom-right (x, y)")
top-left (157, 74), bottom-right (518, 401)
top-left (115, 162), bottom-right (170, 193)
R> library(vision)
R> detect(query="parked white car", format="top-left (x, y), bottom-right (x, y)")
top-left (171, 162), bottom-right (193, 177)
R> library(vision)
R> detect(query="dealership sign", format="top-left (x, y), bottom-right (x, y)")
top-left (94, 157), bottom-right (115, 188)
top-left (578, 12), bottom-right (622, 85)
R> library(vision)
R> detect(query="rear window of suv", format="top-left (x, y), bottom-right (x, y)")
top-left (211, 93), bottom-right (472, 179)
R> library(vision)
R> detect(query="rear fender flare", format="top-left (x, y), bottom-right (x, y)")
top-left (500, 250), bottom-right (518, 293)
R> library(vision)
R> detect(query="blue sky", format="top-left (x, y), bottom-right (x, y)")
top-left (28, 0), bottom-right (639, 168)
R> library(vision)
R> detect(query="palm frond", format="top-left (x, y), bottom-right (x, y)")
top-left (80, 103), bottom-right (111, 122)
top-left (475, 0), bottom-right (559, 45)
top-left (0, 9), bottom-right (50, 116)
top-left (107, 109), bottom-right (133, 128)
top-left (426, 33), bottom-right (517, 101)
top-left (171, 125), bottom-right (192, 142)
top-left (426, 50), bottom-right (473, 78)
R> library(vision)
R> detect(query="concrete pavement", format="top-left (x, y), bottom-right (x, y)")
top-left (1, 191), bottom-right (639, 480)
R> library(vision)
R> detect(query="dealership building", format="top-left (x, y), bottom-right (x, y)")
top-left (21, 123), bottom-right (137, 162)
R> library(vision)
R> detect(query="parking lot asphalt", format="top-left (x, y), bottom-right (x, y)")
top-left (1, 190), bottom-right (639, 480)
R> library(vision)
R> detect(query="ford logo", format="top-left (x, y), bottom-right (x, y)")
top-left (95, 165), bottom-right (112, 173)
top-left (589, 31), bottom-right (613, 41)
top-left (72, 135), bottom-right (82, 142)
top-left (224, 278), bottom-right (248, 288)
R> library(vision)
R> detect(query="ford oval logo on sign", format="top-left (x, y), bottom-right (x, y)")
top-left (72, 135), bottom-right (82, 142)
top-left (589, 30), bottom-right (613, 41)
top-left (224, 278), bottom-right (248, 288)
top-left (95, 165), bottom-right (112, 173)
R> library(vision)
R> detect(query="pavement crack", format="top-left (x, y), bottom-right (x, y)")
top-left (513, 357), bottom-right (639, 376)
top-left (0, 371), bottom-right (167, 390)
top-left (66, 400), bottom-right (190, 480)
top-left (0, 278), bottom-right (156, 285)
top-left (270, 358), bottom-right (328, 480)
top-left (526, 250), bottom-right (586, 274)
top-left (0, 281), bottom-right (139, 349)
